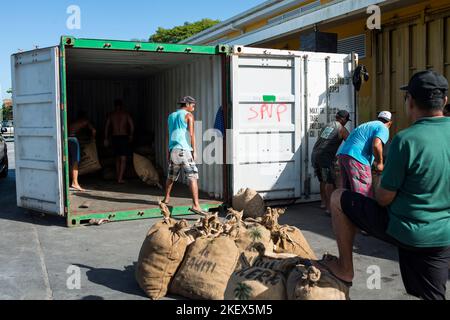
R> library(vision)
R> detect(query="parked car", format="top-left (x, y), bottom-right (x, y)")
top-left (1, 120), bottom-right (14, 139)
top-left (0, 129), bottom-right (8, 178)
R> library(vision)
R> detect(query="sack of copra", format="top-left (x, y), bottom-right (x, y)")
top-left (232, 188), bottom-right (265, 219)
top-left (272, 226), bottom-right (317, 260)
top-left (133, 153), bottom-right (161, 188)
top-left (170, 236), bottom-right (240, 300)
top-left (225, 267), bottom-right (287, 300)
top-left (286, 261), bottom-right (350, 300)
top-left (78, 141), bottom-right (102, 176)
top-left (235, 222), bottom-right (274, 254)
top-left (252, 251), bottom-right (302, 275)
top-left (135, 217), bottom-right (192, 300)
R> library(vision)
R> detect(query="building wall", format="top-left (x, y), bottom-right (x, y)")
top-left (215, 0), bottom-right (450, 135)
top-left (220, 0), bottom-right (324, 41)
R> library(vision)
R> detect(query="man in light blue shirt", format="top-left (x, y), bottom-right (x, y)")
top-left (163, 96), bottom-right (203, 214)
top-left (337, 112), bottom-right (393, 198)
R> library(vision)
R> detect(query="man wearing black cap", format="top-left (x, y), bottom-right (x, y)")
top-left (319, 70), bottom-right (450, 300)
top-left (444, 104), bottom-right (450, 117)
top-left (311, 110), bottom-right (351, 214)
top-left (163, 96), bottom-right (203, 214)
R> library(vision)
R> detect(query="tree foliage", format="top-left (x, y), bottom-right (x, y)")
top-left (1, 104), bottom-right (13, 121)
top-left (149, 19), bottom-right (220, 43)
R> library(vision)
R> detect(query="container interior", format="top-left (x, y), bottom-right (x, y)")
top-left (65, 48), bottom-right (224, 221)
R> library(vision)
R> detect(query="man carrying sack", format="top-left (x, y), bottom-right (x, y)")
top-left (320, 70), bottom-right (450, 300)
top-left (311, 110), bottom-right (351, 215)
top-left (337, 111), bottom-right (393, 198)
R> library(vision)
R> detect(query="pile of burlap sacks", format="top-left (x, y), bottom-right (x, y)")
top-left (135, 188), bottom-right (350, 301)
top-left (85, 142), bottom-right (162, 188)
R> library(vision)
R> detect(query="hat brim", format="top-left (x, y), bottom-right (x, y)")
top-left (400, 85), bottom-right (409, 91)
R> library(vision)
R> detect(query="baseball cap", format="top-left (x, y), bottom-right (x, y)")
top-left (336, 110), bottom-right (351, 121)
top-left (400, 71), bottom-right (448, 102)
top-left (378, 111), bottom-right (392, 122)
top-left (178, 96), bottom-right (197, 104)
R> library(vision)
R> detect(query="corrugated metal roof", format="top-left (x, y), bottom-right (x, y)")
top-left (66, 48), bottom-right (208, 78)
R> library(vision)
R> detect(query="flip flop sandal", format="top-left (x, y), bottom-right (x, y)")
top-left (316, 254), bottom-right (353, 288)
top-left (189, 208), bottom-right (208, 216)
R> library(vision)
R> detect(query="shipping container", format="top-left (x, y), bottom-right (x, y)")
top-left (11, 37), bottom-right (356, 227)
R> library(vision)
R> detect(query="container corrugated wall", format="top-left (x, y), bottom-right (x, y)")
top-left (148, 55), bottom-right (224, 198)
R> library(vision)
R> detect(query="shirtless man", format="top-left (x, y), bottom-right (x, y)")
top-left (68, 111), bottom-right (96, 191)
top-left (104, 99), bottom-right (135, 184)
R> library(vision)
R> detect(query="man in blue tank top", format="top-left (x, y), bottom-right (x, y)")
top-left (163, 96), bottom-right (202, 213)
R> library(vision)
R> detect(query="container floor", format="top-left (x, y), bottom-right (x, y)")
top-left (69, 177), bottom-right (221, 217)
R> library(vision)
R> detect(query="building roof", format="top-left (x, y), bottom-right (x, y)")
top-left (181, 0), bottom-right (391, 46)
top-left (180, 0), bottom-right (307, 44)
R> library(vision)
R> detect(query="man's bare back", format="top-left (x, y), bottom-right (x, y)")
top-left (108, 110), bottom-right (133, 136)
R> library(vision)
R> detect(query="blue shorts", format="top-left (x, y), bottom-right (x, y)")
top-left (68, 137), bottom-right (81, 166)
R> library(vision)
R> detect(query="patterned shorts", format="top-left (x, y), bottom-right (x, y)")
top-left (338, 155), bottom-right (373, 198)
top-left (168, 149), bottom-right (199, 182)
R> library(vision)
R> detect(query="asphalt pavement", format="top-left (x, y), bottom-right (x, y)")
top-left (0, 141), bottom-right (447, 300)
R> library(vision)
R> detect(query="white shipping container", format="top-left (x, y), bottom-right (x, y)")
top-left (11, 38), bottom-right (356, 226)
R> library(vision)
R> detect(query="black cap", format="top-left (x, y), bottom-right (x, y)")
top-left (178, 96), bottom-right (197, 105)
top-left (337, 110), bottom-right (351, 121)
top-left (400, 71), bottom-right (448, 102)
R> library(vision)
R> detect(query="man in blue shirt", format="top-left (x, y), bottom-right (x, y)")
top-left (162, 96), bottom-right (202, 214)
top-left (317, 71), bottom-right (450, 300)
top-left (337, 112), bottom-right (393, 198)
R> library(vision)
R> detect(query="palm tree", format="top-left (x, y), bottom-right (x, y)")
top-left (249, 227), bottom-right (263, 243)
top-left (234, 282), bottom-right (253, 300)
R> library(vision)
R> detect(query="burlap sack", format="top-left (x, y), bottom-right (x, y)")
top-left (252, 252), bottom-right (302, 275)
top-left (135, 218), bottom-right (192, 300)
top-left (133, 153), bottom-right (161, 188)
top-left (272, 226), bottom-right (317, 260)
top-left (286, 262), bottom-right (350, 300)
top-left (232, 188), bottom-right (265, 219)
top-left (235, 250), bottom-right (261, 273)
top-left (260, 207), bottom-right (286, 231)
top-left (235, 222), bottom-right (274, 254)
top-left (225, 267), bottom-right (287, 300)
top-left (170, 236), bottom-right (240, 300)
top-left (78, 141), bottom-right (102, 176)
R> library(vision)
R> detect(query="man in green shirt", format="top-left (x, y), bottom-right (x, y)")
top-left (315, 71), bottom-right (450, 300)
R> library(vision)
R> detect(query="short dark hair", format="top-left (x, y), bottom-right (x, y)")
top-left (378, 117), bottom-right (390, 124)
top-left (412, 89), bottom-right (447, 111)
top-left (114, 99), bottom-right (123, 108)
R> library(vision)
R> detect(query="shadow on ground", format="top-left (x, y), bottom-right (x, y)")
top-left (74, 263), bottom-right (147, 298)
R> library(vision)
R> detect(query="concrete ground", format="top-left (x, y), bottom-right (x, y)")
top-left (0, 142), bottom-right (448, 300)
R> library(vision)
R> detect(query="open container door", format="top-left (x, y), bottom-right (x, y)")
top-left (230, 46), bottom-right (302, 201)
top-left (11, 47), bottom-right (65, 216)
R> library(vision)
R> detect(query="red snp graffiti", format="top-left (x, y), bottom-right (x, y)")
top-left (248, 104), bottom-right (288, 122)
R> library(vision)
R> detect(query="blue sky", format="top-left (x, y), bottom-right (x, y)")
top-left (0, 0), bottom-right (264, 100)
